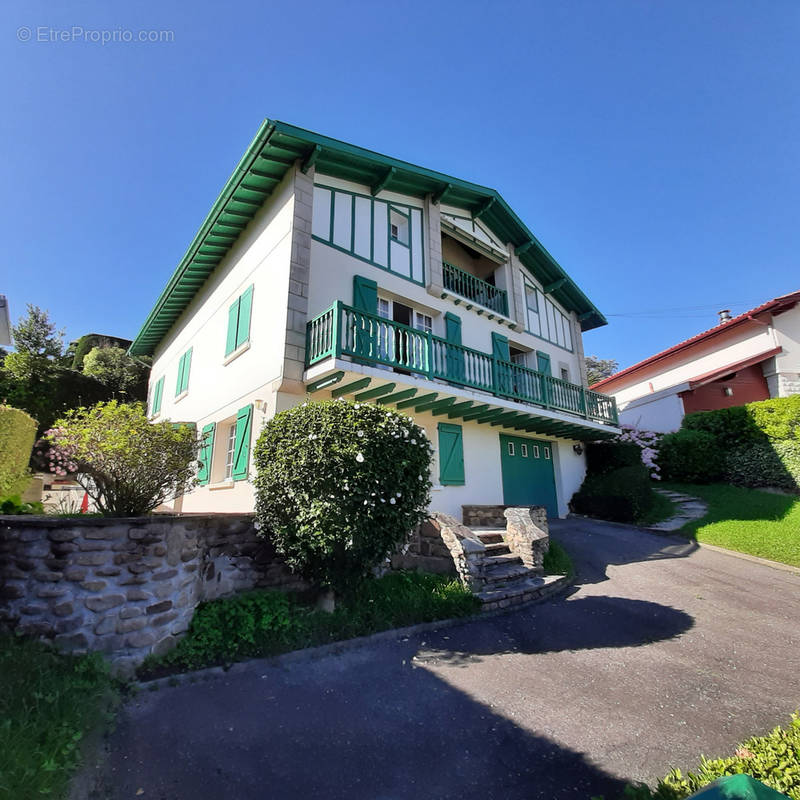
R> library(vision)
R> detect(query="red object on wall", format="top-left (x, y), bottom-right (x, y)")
top-left (80, 492), bottom-right (89, 514)
top-left (680, 364), bottom-right (770, 414)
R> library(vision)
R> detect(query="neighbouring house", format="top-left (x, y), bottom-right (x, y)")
top-left (129, 120), bottom-right (620, 520)
top-left (592, 291), bottom-right (800, 432)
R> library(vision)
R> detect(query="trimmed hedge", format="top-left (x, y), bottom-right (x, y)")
top-left (658, 429), bottom-right (724, 484)
top-left (585, 441), bottom-right (643, 476)
top-left (725, 440), bottom-right (800, 491)
top-left (0, 405), bottom-right (37, 496)
top-left (570, 464), bottom-right (655, 523)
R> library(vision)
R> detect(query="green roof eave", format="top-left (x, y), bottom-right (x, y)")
top-left (130, 118), bottom-right (607, 355)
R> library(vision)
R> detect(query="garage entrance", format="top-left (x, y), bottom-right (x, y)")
top-left (499, 434), bottom-right (558, 517)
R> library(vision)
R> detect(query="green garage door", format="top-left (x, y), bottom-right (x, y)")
top-left (499, 434), bottom-right (558, 517)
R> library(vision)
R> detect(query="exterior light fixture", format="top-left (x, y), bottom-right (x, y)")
top-left (573, 444), bottom-right (584, 456)
top-left (723, 387), bottom-right (734, 397)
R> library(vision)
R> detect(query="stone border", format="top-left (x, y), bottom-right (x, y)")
top-left (134, 573), bottom-right (573, 690)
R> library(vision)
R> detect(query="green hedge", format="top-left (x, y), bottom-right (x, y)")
top-left (585, 441), bottom-right (643, 476)
top-left (570, 464), bottom-right (655, 523)
top-left (658, 429), bottom-right (724, 484)
top-left (725, 440), bottom-right (800, 491)
top-left (0, 405), bottom-right (37, 497)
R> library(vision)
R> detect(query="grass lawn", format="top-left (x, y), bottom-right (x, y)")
top-left (0, 635), bottom-right (118, 800)
top-left (660, 482), bottom-right (800, 567)
top-left (637, 489), bottom-right (678, 527)
top-left (543, 538), bottom-right (574, 576)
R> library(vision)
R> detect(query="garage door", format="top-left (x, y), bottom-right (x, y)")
top-left (499, 434), bottom-right (558, 517)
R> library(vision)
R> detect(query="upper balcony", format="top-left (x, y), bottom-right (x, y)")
top-left (442, 261), bottom-right (509, 318)
top-left (306, 301), bottom-right (619, 430)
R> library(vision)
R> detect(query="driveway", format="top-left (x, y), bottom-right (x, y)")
top-left (94, 520), bottom-right (800, 799)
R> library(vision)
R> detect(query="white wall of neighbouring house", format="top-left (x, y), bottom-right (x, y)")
top-left (618, 391), bottom-right (686, 433)
top-left (606, 322), bottom-right (779, 408)
top-left (770, 307), bottom-right (800, 397)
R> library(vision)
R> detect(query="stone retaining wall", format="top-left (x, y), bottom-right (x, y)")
top-left (0, 514), bottom-right (304, 675)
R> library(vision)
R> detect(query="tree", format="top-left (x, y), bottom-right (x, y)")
top-left (586, 355), bottom-right (619, 387)
top-left (3, 305), bottom-right (64, 381)
top-left (82, 346), bottom-right (150, 399)
top-left (45, 401), bottom-right (199, 516)
top-left (253, 399), bottom-right (433, 604)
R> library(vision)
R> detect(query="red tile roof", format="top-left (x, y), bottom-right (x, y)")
top-left (592, 290), bottom-right (800, 391)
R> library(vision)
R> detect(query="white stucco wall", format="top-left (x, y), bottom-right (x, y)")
top-left (618, 391), bottom-right (686, 433)
top-left (770, 307), bottom-right (800, 396)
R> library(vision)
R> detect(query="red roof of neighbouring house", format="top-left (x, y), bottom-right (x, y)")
top-left (592, 290), bottom-right (800, 391)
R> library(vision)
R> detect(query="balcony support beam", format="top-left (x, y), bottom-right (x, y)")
top-left (414, 396), bottom-right (455, 414)
top-left (354, 382), bottom-right (396, 401)
top-left (331, 377), bottom-right (371, 398)
top-left (306, 371), bottom-right (345, 393)
top-left (376, 388), bottom-right (418, 406)
top-left (438, 400), bottom-right (474, 418)
top-left (396, 391), bottom-right (437, 410)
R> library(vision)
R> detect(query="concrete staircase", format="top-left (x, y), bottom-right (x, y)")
top-left (471, 527), bottom-right (564, 610)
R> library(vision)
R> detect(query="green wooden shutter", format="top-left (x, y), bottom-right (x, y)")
top-left (536, 351), bottom-right (552, 376)
top-left (236, 286), bottom-right (253, 350)
top-left (492, 333), bottom-right (512, 395)
top-left (352, 275), bottom-right (378, 359)
top-left (225, 298), bottom-right (240, 356)
top-left (152, 376), bottom-right (164, 415)
top-left (175, 347), bottom-right (193, 395)
top-left (232, 404), bottom-right (253, 481)
top-left (175, 353), bottom-right (184, 396)
top-left (197, 422), bottom-right (215, 486)
top-left (444, 312), bottom-right (464, 382)
top-left (438, 423), bottom-right (465, 486)
top-left (352, 275), bottom-right (378, 311)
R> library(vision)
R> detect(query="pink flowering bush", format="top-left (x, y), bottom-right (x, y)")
top-left (45, 401), bottom-right (199, 516)
top-left (618, 425), bottom-right (662, 480)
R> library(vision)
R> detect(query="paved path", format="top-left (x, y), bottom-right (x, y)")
top-left (650, 489), bottom-right (708, 531)
top-left (94, 520), bottom-right (800, 800)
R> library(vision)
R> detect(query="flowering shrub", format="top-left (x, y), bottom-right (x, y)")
top-left (252, 399), bottom-right (433, 596)
top-left (45, 401), bottom-right (198, 516)
top-left (618, 425), bottom-right (662, 479)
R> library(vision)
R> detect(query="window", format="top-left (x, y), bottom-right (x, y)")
top-left (389, 208), bottom-right (409, 246)
top-left (225, 286), bottom-right (253, 357)
top-left (438, 423), bottom-right (465, 486)
top-left (197, 423), bottom-right (216, 486)
top-left (521, 444), bottom-right (528, 458)
top-left (522, 276), bottom-right (573, 352)
top-left (544, 446), bottom-right (551, 460)
top-left (507, 442), bottom-right (515, 456)
top-left (175, 347), bottom-right (193, 397)
top-left (151, 376), bottom-right (164, 416)
top-left (532, 445), bottom-right (540, 458)
top-left (414, 312), bottom-right (432, 333)
top-left (560, 367), bottom-right (569, 382)
top-left (223, 423), bottom-right (237, 481)
top-left (524, 280), bottom-right (541, 336)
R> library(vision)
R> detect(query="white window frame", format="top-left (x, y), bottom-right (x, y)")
top-left (223, 423), bottom-right (237, 481)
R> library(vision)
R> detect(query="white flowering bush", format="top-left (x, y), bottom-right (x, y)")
top-left (44, 401), bottom-right (198, 516)
top-left (252, 399), bottom-right (433, 595)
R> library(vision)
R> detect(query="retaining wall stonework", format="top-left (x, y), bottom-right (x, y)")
top-left (0, 514), bottom-right (304, 675)
top-left (462, 505), bottom-right (548, 530)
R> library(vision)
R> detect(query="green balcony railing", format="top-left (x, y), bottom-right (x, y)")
top-left (306, 302), bottom-right (619, 426)
top-left (442, 261), bottom-right (509, 317)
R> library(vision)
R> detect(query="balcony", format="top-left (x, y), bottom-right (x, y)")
top-left (306, 302), bottom-right (618, 427)
top-left (442, 261), bottom-right (509, 317)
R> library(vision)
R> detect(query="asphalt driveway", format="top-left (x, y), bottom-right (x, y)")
top-left (93, 520), bottom-right (800, 799)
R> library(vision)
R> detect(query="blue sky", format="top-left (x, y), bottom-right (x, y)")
top-left (2, 0), bottom-right (798, 370)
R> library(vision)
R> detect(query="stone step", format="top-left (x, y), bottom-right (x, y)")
top-left (477, 575), bottom-right (547, 603)
top-left (473, 528), bottom-right (505, 545)
top-left (483, 553), bottom-right (522, 567)
top-left (477, 574), bottom-right (566, 610)
top-left (482, 541), bottom-right (511, 556)
top-left (483, 562), bottom-right (532, 584)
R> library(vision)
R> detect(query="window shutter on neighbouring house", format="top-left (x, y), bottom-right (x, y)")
top-left (438, 423), bottom-right (465, 486)
top-left (197, 422), bottom-right (215, 486)
top-left (232, 404), bottom-right (253, 481)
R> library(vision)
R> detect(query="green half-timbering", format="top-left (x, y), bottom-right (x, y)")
top-left (130, 119), bottom-right (607, 356)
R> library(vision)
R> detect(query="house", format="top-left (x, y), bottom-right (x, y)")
top-left (130, 120), bottom-right (620, 520)
top-left (592, 291), bottom-right (800, 432)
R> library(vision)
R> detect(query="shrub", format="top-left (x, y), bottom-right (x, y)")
top-left (627, 712), bottom-right (800, 799)
top-left (683, 405), bottom-right (760, 449)
top-left (570, 464), bottom-right (655, 523)
top-left (749, 395), bottom-right (800, 442)
top-left (253, 399), bottom-right (433, 596)
top-left (724, 440), bottom-right (800, 491)
top-left (0, 404), bottom-right (37, 496)
top-left (0, 494), bottom-right (44, 515)
top-left (586, 441), bottom-right (643, 476)
top-left (657, 429), bottom-right (724, 483)
top-left (45, 401), bottom-right (199, 516)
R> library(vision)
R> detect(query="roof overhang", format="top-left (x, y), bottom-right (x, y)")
top-left (130, 119), bottom-right (608, 356)
top-left (682, 347), bottom-right (782, 391)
